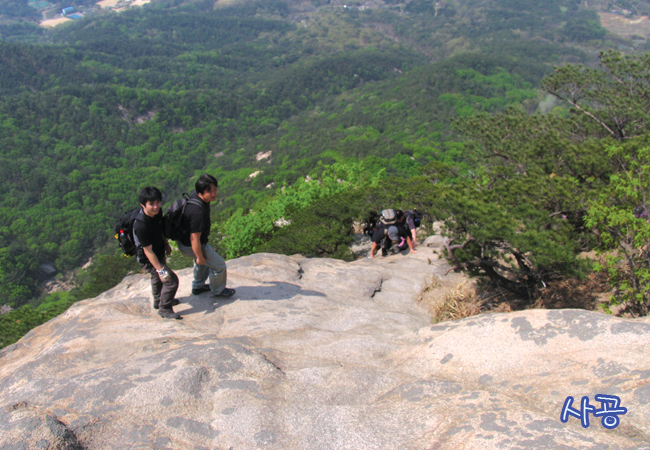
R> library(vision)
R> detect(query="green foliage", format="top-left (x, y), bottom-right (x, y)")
top-left (259, 194), bottom-right (358, 261)
top-left (36, 291), bottom-right (76, 314)
top-left (72, 254), bottom-right (140, 300)
top-left (585, 141), bottom-right (650, 316)
top-left (0, 253), bottom-right (140, 349)
top-left (454, 108), bottom-right (613, 180)
top-left (259, 175), bottom-right (434, 260)
top-left (0, 290), bottom-right (76, 349)
top-left (438, 104), bottom-right (614, 297)
top-left (561, 10), bottom-right (607, 42)
top-left (0, 0), bottom-right (39, 21)
top-left (220, 159), bottom-right (386, 259)
top-left (436, 172), bottom-right (594, 297)
top-left (0, 305), bottom-right (53, 349)
top-left (436, 50), bottom-right (650, 305)
top-left (438, 68), bottom-right (537, 117)
top-left (543, 50), bottom-right (650, 141)
top-left (0, 246), bottom-right (39, 306)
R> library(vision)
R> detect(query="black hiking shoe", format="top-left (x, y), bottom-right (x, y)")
top-left (154, 299), bottom-right (179, 309)
top-left (191, 284), bottom-right (211, 295)
top-left (158, 308), bottom-right (182, 320)
top-left (381, 248), bottom-right (388, 257)
top-left (215, 288), bottom-right (236, 298)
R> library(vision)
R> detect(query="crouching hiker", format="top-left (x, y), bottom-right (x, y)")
top-left (134, 187), bottom-right (181, 319)
top-left (370, 222), bottom-right (417, 258)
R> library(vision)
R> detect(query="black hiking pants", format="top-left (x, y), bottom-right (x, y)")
top-left (143, 262), bottom-right (179, 309)
top-left (379, 236), bottom-right (393, 256)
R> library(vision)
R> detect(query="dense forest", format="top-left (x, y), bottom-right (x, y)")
top-left (2, 0), bottom-right (650, 347)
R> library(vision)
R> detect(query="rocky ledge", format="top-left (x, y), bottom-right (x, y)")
top-left (1, 247), bottom-right (649, 449)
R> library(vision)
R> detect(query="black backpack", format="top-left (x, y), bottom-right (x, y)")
top-left (115, 209), bottom-right (145, 257)
top-left (162, 194), bottom-right (202, 241)
top-left (405, 209), bottom-right (423, 228)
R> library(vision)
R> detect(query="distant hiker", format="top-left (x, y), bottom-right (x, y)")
top-left (176, 174), bottom-right (236, 298)
top-left (396, 209), bottom-right (421, 251)
top-left (370, 210), bottom-right (417, 258)
top-left (133, 186), bottom-right (181, 320)
top-left (634, 204), bottom-right (649, 219)
top-left (363, 210), bottom-right (379, 237)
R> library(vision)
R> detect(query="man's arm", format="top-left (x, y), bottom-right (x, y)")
top-left (406, 236), bottom-right (417, 253)
top-left (143, 245), bottom-right (163, 271)
top-left (370, 242), bottom-right (379, 258)
top-left (405, 215), bottom-right (417, 248)
top-left (190, 232), bottom-right (206, 265)
top-left (143, 245), bottom-right (171, 282)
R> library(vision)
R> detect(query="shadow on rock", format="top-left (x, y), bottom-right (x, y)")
top-left (178, 281), bottom-right (326, 316)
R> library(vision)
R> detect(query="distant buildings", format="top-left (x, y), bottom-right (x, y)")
top-left (610, 8), bottom-right (633, 17)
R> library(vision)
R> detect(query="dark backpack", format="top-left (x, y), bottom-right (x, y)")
top-left (162, 194), bottom-right (202, 241)
top-left (405, 209), bottom-right (423, 228)
top-left (114, 208), bottom-right (145, 257)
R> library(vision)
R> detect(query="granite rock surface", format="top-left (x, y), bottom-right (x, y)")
top-left (1, 246), bottom-right (650, 449)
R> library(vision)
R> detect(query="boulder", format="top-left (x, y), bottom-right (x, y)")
top-left (423, 234), bottom-right (447, 249)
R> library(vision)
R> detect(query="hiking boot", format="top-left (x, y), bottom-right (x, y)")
top-left (154, 299), bottom-right (178, 309)
top-left (381, 248), bottom-right (388, 257)
top-left (158, 308), bottom-right (182, 320)
top-left (215, 288), bottom-right (236, 298)
top-left (191, 284), bottom-right (211, 295)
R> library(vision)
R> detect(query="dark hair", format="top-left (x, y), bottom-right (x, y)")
top-left (195, 174), bottom-right (219, 194)
top-left (139, 186), bottom-right (162, 205)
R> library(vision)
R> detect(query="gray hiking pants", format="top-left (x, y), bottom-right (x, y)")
top-left (177, 242), bottom-right (227, 295)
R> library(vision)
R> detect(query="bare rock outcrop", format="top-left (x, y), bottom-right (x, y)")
top-left (1, 249), bottom-right (649, 449)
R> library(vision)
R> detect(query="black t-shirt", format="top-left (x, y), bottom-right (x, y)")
top-left (180, 191), bottom-right (211, 247)
top-left (371, 222), bottom-right (410, 244)
top-left (133, 209), bottom-right (165, 265)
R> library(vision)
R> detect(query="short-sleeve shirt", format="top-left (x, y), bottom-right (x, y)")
top-left (371, 223), bottom-right (410, 244)
top-left (179, 191), bottom-right (211, 247)
top-left (133, 209), bottom-right (165, 265)
top-left (405, 215), bottom-right (416, 231)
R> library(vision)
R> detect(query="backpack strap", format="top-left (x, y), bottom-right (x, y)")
top-left (182, 198), bottom-right (203, 215)
top-left (135, 208), bottom-right (146, 221)
top-left (131, 209), bottom-right (147, 241)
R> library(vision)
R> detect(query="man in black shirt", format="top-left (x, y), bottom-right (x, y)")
top-left (177, 174), bottom-right (235, 298)
top-left (133, 187), bottom-right (181, 319)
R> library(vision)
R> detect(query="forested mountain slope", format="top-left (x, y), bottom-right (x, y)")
top-left (0, 0), bottom-right (645, 333)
